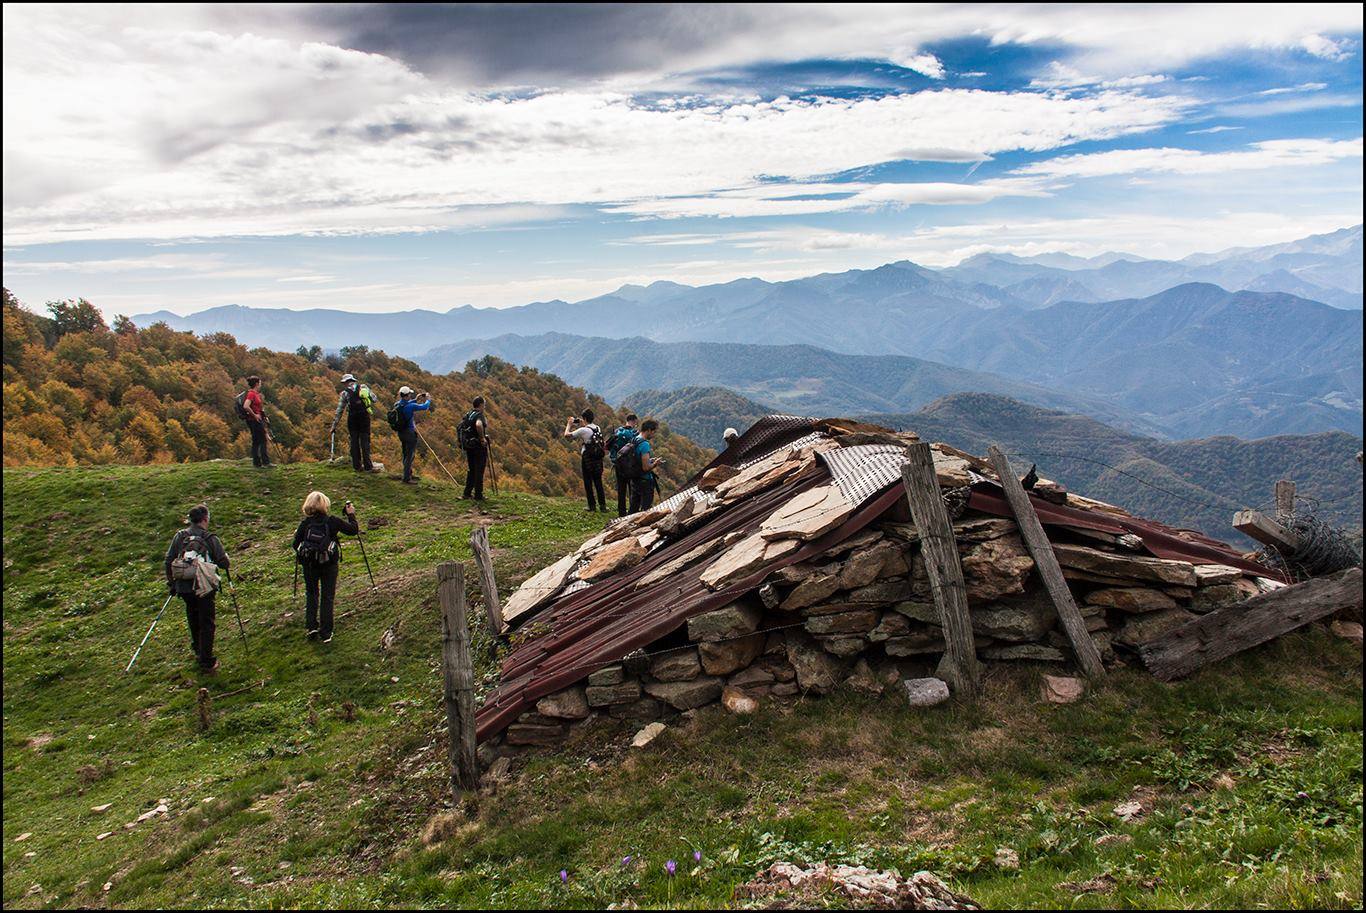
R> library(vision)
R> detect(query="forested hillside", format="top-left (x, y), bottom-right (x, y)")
top-left (1, 291), bottom-right (711, 496)
top-left (623, 386), bottom-right (770, 451)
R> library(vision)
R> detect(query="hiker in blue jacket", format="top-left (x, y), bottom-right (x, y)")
top-left (393, 386), bottom-right (432, 484)
top-left (629, 419), bottom-right (664, 513)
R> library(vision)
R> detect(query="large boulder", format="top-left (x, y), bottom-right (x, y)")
top-left (1114, 607), bottom-right (1199, 647)
top-left (961, 534), bottom-right (1034, 602)
top-left (578, 538), bottom-right (647, 582)
top-left (649, 648), bottom-right (702, 683)
top-left (699, 633), bottom-right (766, 676)
top-left (687, 600), bottom-right (763, 642)
top-left (785, 630), bottom-right (851, 693)
top-left (644, 676), bottom-right (724, 710)
top-left (1085, 587), bottom-right (1178, 614)
top-left (535, 686), bottom-right (591, 720)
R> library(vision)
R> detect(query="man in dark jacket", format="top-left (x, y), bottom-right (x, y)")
top-left (461, 396), bottom-right (489, 500)
top-left (163, 504), bottom-right (230, 673)
top-left (331, 373), bottom-right (376, 472)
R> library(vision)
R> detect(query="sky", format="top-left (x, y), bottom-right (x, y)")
top-left (3, 3), bottom-right (1363, 318)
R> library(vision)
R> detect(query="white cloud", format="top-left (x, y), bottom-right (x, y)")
top-left (1259, 82), bottom-right (1329, 95)
top-left (1016, 138), bottom-right (1363, 179)
top-left (1187, 125), bottom-right (1243, 135)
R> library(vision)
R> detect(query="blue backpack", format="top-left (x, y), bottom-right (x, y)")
top-left (608, 426), bottom-right (640, 466)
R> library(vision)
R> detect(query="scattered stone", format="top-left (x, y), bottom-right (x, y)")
top-left (904, 677), bottom-right (950, 708)
top-left (994, 847), bottom-right (1020, 870)
top-left (1094, 833), bottom-right (1132, 848)
top-left (483, 756), bottom-right (513, 783)
top-left (1211, 772), bottom-right (1236, 790)
top-left (1330, 620), bottom-right (1363, 647)
top-left (96, 832), bottom-right (113, 841)
top-left (535, 686), bottom-right (591, 721)
top-left (630, 722), bottom-right (667, 749)
top-left (721, 686), bottom-right (759, 714)
top-left (90, 804), bottom-right (112, 814)
top-left (1059, 874), bottom-right (1116, 896)
top-left (648, 648), bottom-right (702, 683)
top-left (14, 833), bottom-right (32, 842)
top-left (736, 861), bottom-right (979, 910)
top-left (1113, 800), bottom-right (1145, 822)
top-left (1041, 675), bottom-right (1085, 704)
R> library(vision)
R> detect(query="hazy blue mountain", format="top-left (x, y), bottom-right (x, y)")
top-left (417, 332), bottom-right (1159, 433)
top-left (860, 392), bottom-right (1364, 543)
top-left (914, 284), bottom-right (1363, 437)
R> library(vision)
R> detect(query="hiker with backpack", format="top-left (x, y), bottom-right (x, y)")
top-left (606, 413), bottom-right (640, 517)
top-left (331, 373), bottom-right (377, 472)
top-left (458, 396), bottom-right (490, 500)
top-left (292, 491), bottom-right (360, 643)
top-left (564, 408), bottom-right (607, 512)
top-left (628, 419), bottom-right (664, 513)
top-left (163, 504), bottom-right (231, 673)
top-left (236, 375), bottom-right (271, 467)
top-left (389, 386), bottom-right (432, 484)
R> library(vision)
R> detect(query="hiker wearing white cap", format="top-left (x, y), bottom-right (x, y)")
top-left (391, 386), bottom-right (432, 484)
top-left (331, 373), bottom-right (377, 472)
top-left (723, 427), bottom-right (739, 448)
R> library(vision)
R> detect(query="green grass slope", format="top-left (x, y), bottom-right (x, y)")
top-left (4, 462), bottom-right (1363, 909)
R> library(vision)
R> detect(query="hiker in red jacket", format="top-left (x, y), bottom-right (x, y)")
top-left (241, 375), bottom-right (271, 468)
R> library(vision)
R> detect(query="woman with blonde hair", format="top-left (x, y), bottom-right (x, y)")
top-left (292, 490), bottom-right (359, 642)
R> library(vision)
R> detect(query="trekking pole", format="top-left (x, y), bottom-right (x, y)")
top-left (347, 502), bottom-right (378, 591)
top-left (413, 426), bottom-right (460, 486)
top-left (292, 555), bottom-right (300, 609)
top-left (224, 569), bottom-right (249, 649)
top-left (127, 593), bottom-right (175, 672)
top-left (329, 427), bottom-right (336, 462)
top-left (487, 441), bottom-right (500, 495)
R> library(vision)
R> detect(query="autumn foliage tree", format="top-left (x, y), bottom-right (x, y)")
top-left (2, 290), bottom-right (713, 496)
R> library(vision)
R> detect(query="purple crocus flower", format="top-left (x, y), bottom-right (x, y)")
top-left (560, 870), bottom-right (568, 884)
top-left (693, 850), bottom-right (702, 863)
top-left (665, 860), bottom-right (677, 876)
top-left (621, 856), bottom-right (633, 867)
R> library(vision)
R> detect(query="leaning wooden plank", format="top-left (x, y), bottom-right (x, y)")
top-left (988, 445), bottom-right (1105, 679)
top-left (1233, 509), bottom-right (1303, 552)
top-left (469, 525), bottom-right (503, 638)
top-left (1138, 567), bottom-right (1362, 682)
top-left (902, 443), bottom-right (981, 700)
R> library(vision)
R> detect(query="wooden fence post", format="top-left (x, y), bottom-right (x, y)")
top-left (901, 443), bottom-right (980, 700)
top-left (1275, 479), bottom-right (1296, 521)
top-left (437, 562), bottom-right (479, 798)
top-left (987, 445), bottom-right (1106, 679)
top-left (469, 526), bottom-right (503, 637)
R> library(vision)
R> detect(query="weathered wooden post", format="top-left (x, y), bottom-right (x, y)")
top-left (1275, 479), bottom-right (1296, 521)
top-left (437, 562), bottom-right (479, 798)
top-left (469, 526), bottom-right (503, 637)
top-left (901, 443), bottom-right (980, 700)
top-left (987, 445), bottom-right (1105, 679)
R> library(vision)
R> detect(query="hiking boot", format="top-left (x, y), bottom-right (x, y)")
top-left (306, 629), bottom-right (319, 640)
top-left (321, 634), bottom-right (333, 644)
top-left (201, 659), bottom-right (220, 675)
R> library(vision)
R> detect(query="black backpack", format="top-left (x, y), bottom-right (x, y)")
top-left (616, 437), bottom-right (644, 481)
top-left (582, 424), bottom-right (605, 461)
top-left (457, 410), bottom-right (483, 451)
top-left (296, 517), bottom-right (336, 565)
top-left (234, 391), bottom-right (251, 420)
top-left (386, 402), bottom-right (404, 433)
top-left (346, 385), bottom-right (374, 419)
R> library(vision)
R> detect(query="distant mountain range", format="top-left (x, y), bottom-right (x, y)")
top-left (129, 225), bottom-right (1363, 441)
top-left (622, 386), bottom-right (771, 450)
top-left (419, 332), bottom-right (1164, 435)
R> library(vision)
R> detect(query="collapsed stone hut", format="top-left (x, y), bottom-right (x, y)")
top-left (476, 416), bottom-right (1283, 748)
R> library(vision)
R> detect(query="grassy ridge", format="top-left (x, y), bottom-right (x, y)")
top-left (3, 462), bottom-right (1363, 909)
